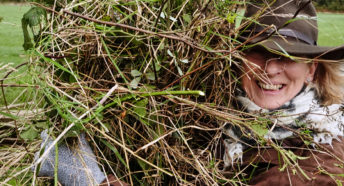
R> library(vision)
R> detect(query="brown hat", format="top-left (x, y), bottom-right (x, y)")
top-left (241, 0), bottom-right (344, 60)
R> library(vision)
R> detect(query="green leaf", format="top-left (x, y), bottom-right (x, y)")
top-left (130, 77), bottom-right (141, 89)
top-left (336, 180), bottom-right (343, 186)
top-left (35, 50), bottom-right (74, 76)
top-left (21, 7), bottom-right (46, 50)
top-left (154, 61), bottom-right (161, 71)
top-left (22, 7), bottom-right (46, 27)
top-left (134, 98), bottom-right (148, 118)
top-left (7, 178), bottom-right (18, 186)
top-left (304, 140), bottom-right (311, 145)
top-left (146, 72), bottom-right (155, 80)
top-left (169, 16), bottom-right (177, 22)
top-left (284, 18), bottom-right (299, 25)
top-left (286, 150), bottom-right (309, 161)
top-left (176, 66), bottom-right (183, 76)
top-left (137, 158), bottom-right (149, 170)
top-left (167, 49), bottom-right (174, 58)
top-left (235, 10), bottom-right (245, 30)
top-left (69, 73), bottom-right (77, 83)
top-left (250, 124), bottom-right (268, 137)
top-left (0, 111), bottom-right (19, 120)
top-left (130, 69), bottom-right (142, 77)
top-left (101, 140), bottom-right (128, 168)
top-left (180, 59), bottom-right (189, 64)
top-left (36, 121), bottom-right (49, 129)
top-left (334, 163), bottom-right (344, 168)
top-left (279, 162), bottom-right (288, 171)
top-left (197, 26), bottom-right (201, 32)
top-left (158, 42), bottom-right (165, 51)
top-left (337, 174), bottom-right (344, 178)
top-left (226, 12), bottom-right (237, 24)
top-left (102, 15), bottom-right (111, 22)
top-left (160, 12), bottom-right (165, 19)
top-left (20, 126), bottom-right (38, 141)
top-left (173, 58), bottom-right (183, 76)
top-left (182, 14), bottom-right (191, 24)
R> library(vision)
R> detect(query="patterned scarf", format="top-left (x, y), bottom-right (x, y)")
top-left (223, 86), bottom-right (344, 168)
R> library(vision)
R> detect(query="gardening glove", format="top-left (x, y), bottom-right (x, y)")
top-left (33, 130), bottom-right (106, 186)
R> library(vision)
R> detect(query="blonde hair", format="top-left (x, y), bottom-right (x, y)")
top-left (314, 62), bottom-right (344, 105)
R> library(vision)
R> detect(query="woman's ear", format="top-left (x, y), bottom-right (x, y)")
top-left (308, 61), bottom-right (318, 81)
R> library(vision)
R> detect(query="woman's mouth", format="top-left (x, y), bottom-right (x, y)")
top-left (257, 81), bottom-right (284, 90)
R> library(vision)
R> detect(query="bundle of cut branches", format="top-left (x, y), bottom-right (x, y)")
top-left (3, 0), bottom-right (307, 185)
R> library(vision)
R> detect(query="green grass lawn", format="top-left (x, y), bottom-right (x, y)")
top-left (0, 4), bottom-right (29, 65)
top-left (0, 4), bottom-right (32, 106)
top-left (318, 12), bottom-right (344, 46)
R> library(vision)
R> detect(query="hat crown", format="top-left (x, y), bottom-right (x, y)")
top-left (245, 0), bottom-right (318, 45)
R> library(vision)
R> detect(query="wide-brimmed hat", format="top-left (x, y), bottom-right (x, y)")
top-left (240, 0), bottom-right (344, 60)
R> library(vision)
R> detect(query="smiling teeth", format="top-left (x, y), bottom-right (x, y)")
top-left (258, 82), bottom-right (282, 90)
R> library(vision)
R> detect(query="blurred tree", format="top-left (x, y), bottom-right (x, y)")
top-left (0, 0), bottom-right (25, 2)
top-left (314, 0), bottom-right (344, 11)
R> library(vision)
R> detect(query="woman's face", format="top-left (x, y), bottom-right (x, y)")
top-left (242, 49), bottom-right (317, 110)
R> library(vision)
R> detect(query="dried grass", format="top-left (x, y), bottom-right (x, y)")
top-left (25, 1), bottom-right (247, 185)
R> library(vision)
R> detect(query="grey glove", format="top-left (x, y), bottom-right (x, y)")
top-left (33, 130), bottom-right (106, 186)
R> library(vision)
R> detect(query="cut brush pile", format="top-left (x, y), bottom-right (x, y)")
top-left (1, 0), bottom-right (313, 185)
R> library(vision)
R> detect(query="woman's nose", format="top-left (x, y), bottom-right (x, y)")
top-left (264, 58), bottom-right (285, 75)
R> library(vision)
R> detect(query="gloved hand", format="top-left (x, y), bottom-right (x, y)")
top-left (33, 130), bottom-right (106, 186)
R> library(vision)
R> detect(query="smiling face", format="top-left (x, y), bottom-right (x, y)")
top-left (242, 49), bottom-right (318, 110)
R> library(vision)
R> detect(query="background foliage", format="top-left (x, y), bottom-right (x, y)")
top-left (2, 0), bottom-right (344, 12)
top-left (314, 0), bottom-right (344, 11)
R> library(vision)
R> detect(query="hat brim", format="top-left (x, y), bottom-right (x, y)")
top-left (241, 35), bottom-right (344, 60)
